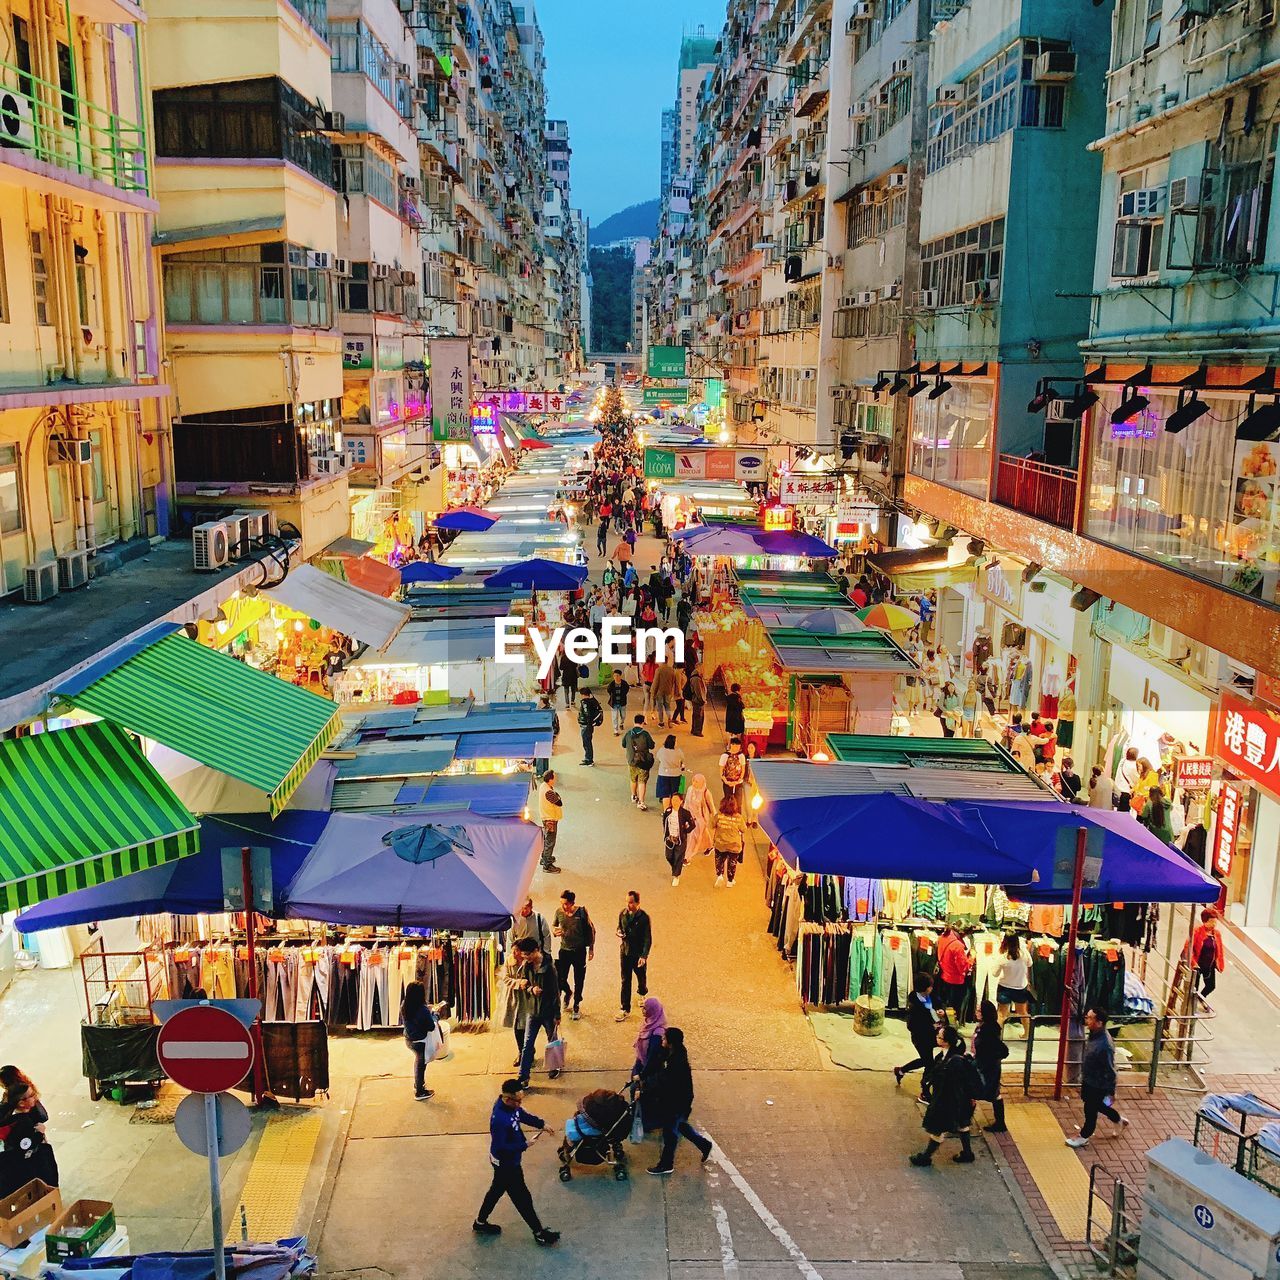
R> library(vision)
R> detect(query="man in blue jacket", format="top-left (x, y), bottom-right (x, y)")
top-left (473, 1080), bottom-right (560, 1246)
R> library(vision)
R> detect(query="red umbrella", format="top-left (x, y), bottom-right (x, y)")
top-left (519, 438), bottom-right (552, 450)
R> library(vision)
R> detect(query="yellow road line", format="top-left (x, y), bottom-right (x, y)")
top-left (1004, 1102), bottom-right (1091, 1240)
top-left (228, 1110), bottom-right (323, 1243)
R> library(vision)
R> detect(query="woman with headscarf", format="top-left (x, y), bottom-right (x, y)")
top-left (684, 774), bottom-right (716, 861)
top-left (633, 997), bottom-right (669, 1132)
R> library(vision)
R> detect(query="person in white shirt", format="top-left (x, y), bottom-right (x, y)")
top-left (1114, 747), bottom-right (1140, 812)
top-left (994, 934), bottom-right (1032, 1037)
top-left (1089, 766), bottom-right (1115, 811)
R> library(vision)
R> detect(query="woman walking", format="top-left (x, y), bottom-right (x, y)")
top-left (893, 974), bottom-right (940, 1098)
top-left (994, 934), bottom-right (1033, 1038)
top-left (662, 792), bottom-right (696, 886)
top-left (723, 683), bottom-right (746, 738)
top-left (655, 734), bottom-right (686, 810)
top-left (401, 980), bottom-right (437, 1101)
top-left (685, 774), bottom-right (716, 859)
top-left (643, 1028), bottom-right (713, 1173)
top-left (711, 795), bottom-right (748, 887)
top-left (0, 1067), bottom-right (58, 1196)
top-left (908, 1026), bottom-right (982, 1167)
top-left (971, 1000), bottom-right (1009, 1133)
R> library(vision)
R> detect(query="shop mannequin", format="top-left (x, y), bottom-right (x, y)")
top-left (971, 628), bottom-right (993, 678)
top-left (1040, 658), bottom-right (1063, 720)
top-left (1056, 682), bottom-right (1077, 750)
top-left (1009, 652), bottom-right (1034, 712)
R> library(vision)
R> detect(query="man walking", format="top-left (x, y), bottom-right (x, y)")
top-left (615, 890), bottom-right (652, 1021)
top-left (577, 688), bottom-right (604, 765)
top-left (1066, 1008), bottom-right (1129, 1148)
top-left (511, 937), bottom-right (560, 1088)
top-left (553, 889), bottom-right (596, 1020)
top-left (510, 897), bottom-right (552, 955)
top-left (538, 771), bottom-right (563, 874)
top-left (606, 669), bottom-right (630, 735)
top-left (622, 714), bottom-right (657, 810)
top-left (687, 667), bottom-right (708, 738)
top-left (472, 1079), bottom-right (560, 1246)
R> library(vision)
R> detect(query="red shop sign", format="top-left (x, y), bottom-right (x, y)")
top-left (1175, 756), bottom-right (1214, 791)
top-left (1213, 783), bottom-right (1245, 878)
top-left (1213, 691), bottom-right (1280, 798)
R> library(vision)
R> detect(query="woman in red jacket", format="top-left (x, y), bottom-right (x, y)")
top-left (1190, 909), bottom-right (1225, 1008)
top-left (934, 925), bottom-right (973, 1024)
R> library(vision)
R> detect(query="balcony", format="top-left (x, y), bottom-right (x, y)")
top-left (163, 261), bottom-right (334, 330)
top-left (993, 454), bottom-right (1078, 530)
top-left (0, 57), bottom-right (149, 202)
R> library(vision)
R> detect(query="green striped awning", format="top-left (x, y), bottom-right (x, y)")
top-left (0, 722), bottom-right (199, 913)
top-left (59, 633), bottom-right (340, 816)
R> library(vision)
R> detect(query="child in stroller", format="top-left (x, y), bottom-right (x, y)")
top-left (558, 1087), bottom-right (633, 1181)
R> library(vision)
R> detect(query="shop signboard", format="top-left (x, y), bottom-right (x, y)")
top-left (1256, 672), bottom-right (1280, 707)
top-left (527, 393), bottom-right (547, 412)
top-left (428, 338), bottom-right (472, 441)
top-left (761, 503), bottom-right (794, 532)
top-left (471, 400), bottom-right (498, 435)
top-left (1020, 576), bottom-right (1077, 650)
top-left (1213, 690), bottom-right (1280, 797)
top-left (1213, 782), bottom-right (1245, 877)
top-left (648, 345), bottom-right (688, 378)
top-left (642, 387), bottom-right (689, 406)
top-left (644, 448), bottom-right (676, 479)
top-left (1227, 438), bottom-right (1280, 600)
top-left (643, 447), bottom-right (768, 482)
top-left (1109, 645), bottom-right (1213, 752)
top-left (344, 433), bottom-right (374, 471)
top-left (343, 338), bottom-right (372, 370)
top-left (1175, 757), bottom-right (1215, 791)
top-left (778, 475), bottom-right (840, 506)
top-left (979, 556), bottom-right (1023, 615)
top-left (376, 337), bottom-right (405, 372)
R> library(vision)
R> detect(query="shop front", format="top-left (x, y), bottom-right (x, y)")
top-left (1209, 691), bottom-right (1280, 950)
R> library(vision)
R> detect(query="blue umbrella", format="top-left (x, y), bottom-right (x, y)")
top-left (484, 557), bottom-right (588, 591)
top-left (435, 506), bottom-right (498, 532)
top-left (797, 608), bottom-right (866, 635)
top-left (754, 529), bottom-right (839, 557)
top-left (400, 561), bottom-right (462, 584)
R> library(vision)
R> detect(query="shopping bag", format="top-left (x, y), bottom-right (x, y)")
top-left (678, 773), bottom-right (689, 796)
top-left (434, 1019), bottom-right (452, 1061)
top-left (544, 1037), bottom-right (566, 1072)
top-left (630, 1103), bottom-right (645, 1144)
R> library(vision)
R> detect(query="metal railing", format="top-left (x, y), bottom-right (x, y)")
top-left (0, 57), bottom-right (149, 195)
top-left (1086, 1165), bottom-right (1142, 1277)
top-left (993, 453), bottom-right (1078, 529)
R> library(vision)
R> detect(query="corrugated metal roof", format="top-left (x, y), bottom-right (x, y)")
top-left (454, 733), bottom-right (551, 760)
top-left (386, 710), bottom-right (554, 738)
top-left (330, 774), bottom-right (529, 817)
top-left (771, 645), bottom-right (915, 673)
top-left (752, 760), bottom-right (1055, 805)
top-left (333, 742), bottom-right (458, 779)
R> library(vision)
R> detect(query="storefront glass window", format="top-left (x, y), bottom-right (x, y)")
top-left (1083, 388), bottom-right (1280, 604)
top-left (908, 379), bottom-right (993, 499)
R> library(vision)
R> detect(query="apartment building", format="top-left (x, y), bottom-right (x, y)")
top-left (0, 0), bottom-right (170, 599)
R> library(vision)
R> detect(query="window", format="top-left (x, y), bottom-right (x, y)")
top-left (846, 187), bottom-right (906, 248)
top-left (334, 143), bottom-right (398, 209)
top-left (29, 232), bottom-right (49, 325)
top-left (1194, 128), bottom-right (1275, 270)
top-left (47, 463), bottom-right (68, 523)
top-left (76, 259), bottom-right (98, 329)
top-left (0, 445), bottom-right (23, 534)
top-left (908, 379), bottom-right (994, 499)
top-left (89, 430), bottom-right (106, 503)
top-left (163, 243), bottom-right (332, 329)
top-left (1111, 161), bottom-right (1167, 279)
top-left (920, 217), bottom-right (1004, 307)
top-left (1113, 0), bottom-right (1163, 68)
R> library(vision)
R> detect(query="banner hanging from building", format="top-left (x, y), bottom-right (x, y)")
top-left (647, 346), bottom-right (688, 378)
top-left (429, 338), bottom-right (472, 441)
top-left (642, 387), bottom-right (689, 406)
top-left (1214, 690), bottom-right (1280, 797)
top-left (643, 446), bottom-right (767, 483)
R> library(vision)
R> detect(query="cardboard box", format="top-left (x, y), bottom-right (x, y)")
top-left (0, 1182), bottom-right (62, 1250)
top-left (44, 1201), bottom-right (115, 1262)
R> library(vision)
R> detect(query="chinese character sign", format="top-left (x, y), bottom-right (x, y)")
top-left (648, 346), bottom-right (688, 378)
top-left (1214, 783), bottom-right (1244, 877)
top-left (526, 393), bottom-right (547, 413)
top-left (1175, 757), bottom-right (1214, 792)
top-left (778, 475), bottom-right (840, 506)
top-left (429, 338), bottom-right (472, 441)
top-left (761, 504), bottom-right (794, 532)
top-left (1213, 691), bottom-right (1280, 797)
top-left (471, 400), bottom-right (498, 435)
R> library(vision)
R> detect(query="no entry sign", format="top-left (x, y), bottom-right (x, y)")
top-left (157, 1004), bottom-right (255, 1094)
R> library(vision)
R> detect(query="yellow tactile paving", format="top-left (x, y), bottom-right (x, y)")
top-left (1004, 1102), bottom-right (1091, 1240)
top-left (228, 1110), bottom-right (323, 1243)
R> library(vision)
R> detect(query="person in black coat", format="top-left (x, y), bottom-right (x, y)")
top-left (641, 1028), bottom-right (713, 1173)
top-left (894, 974), bottom-right (940, 1098)
top-left (908, 1027), bottom-right (982, 1167)
top-left (970, 999), bottom-right (1009, 1133)
top-left (0, 1067), bottom-right (58, 1196)
top-left (723, 683), bottom-right (746, 737)
top-left (662, 793), bottom-right (696, 885)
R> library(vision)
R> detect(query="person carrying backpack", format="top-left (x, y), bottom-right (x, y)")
top-left (719, 737), bottom-right (748, 806)
top-left (909, 1025), bottom-right (983, 1167)
top-left (577, 689), bottom-right (604, 766)
top-left (622, 714), bottom-right (657, 810)
top-left (711, 795), bottom-right (748, 887)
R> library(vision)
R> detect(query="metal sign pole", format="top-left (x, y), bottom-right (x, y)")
top-left (1053, 826), bottom-right (1088, 1100)
top-left (204, 1092), bottom-right (227, 1280)
top-left (241, 847), bottom-right (274, 1108)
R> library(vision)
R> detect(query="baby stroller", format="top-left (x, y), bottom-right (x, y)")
top-left (558, 1086), bottom-right (633, 1182)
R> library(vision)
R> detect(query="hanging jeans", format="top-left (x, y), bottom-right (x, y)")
top-left (358, 955), bottom-right (389, 1030)
top-left (971, 932), bottom-right (1002, 1008)
top-left (880, 930), bottom-right (913, 1010)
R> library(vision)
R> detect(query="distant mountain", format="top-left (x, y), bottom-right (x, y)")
top-left (590, 199), bottom-right (659, 246)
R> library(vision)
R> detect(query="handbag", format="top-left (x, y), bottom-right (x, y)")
top-left (629, 1101), bottom-right (645, 1144)
top-left (544, 1037), bottom-right (566, 1072)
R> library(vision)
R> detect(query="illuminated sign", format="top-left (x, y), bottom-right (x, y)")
top-left (471, 400), bottom-right (498, 435)
top-left (1213, 782), bottom-right (1244, 878)
top-left (761, 503), bottom-right (794, 532)
top-left (1214, 690), bottom-right (1280, 797)
top-left (1175, 757), bottom-right (1214, 792)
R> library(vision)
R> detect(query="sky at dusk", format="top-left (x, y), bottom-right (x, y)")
top-left (535, 0), bottom-right (726, 226)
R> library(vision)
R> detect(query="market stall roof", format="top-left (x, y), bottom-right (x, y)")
top-left (740, 585), bottom-right (849, 615)
top-left (148, 746), bottom-right (337, 815)
top-left (283, 810), bottom-right (539, 929)
top-left (751, 759), bottom-right (1051, 805)
top-left (321, 552), bottom-right (401, 597)
top-left (671, 525), bottom-right (763, 556)
top-left (453, 731), bottom-right (552, 760)
top-left (732, 568), bottom-right (840, 590)
top-left (762, 628), bottom-right (917, 674)
top-left (435, 505), bottom-right (498, 531)
top-left (484, 557), bottom-right (588, 591)
top-left (822, 734), bottom-right (1028, 773)
top-left (13, 810), bottom-right (325, 931)
top-left (755, 529), bottom-right (838, 557)
top-left (345, 620), bottom-right (499, 668)
top-left (866, 546), bottom-right (977, 592)
top-left (400, 561), bottom-right (462, 584)
top-left (55, 624), bottom-right (341, 816)
top-left (404, 589), bottom-right (523, 622)
top-left (954, 801), bottom-right (1221, 904)
top-left (0, 721), bottom-right (200, 913)
top-left (331, 741), bottom-right (459, 779)
top-left (263, 565), bottom-right (410, 654)
top-left (759, 791), bottom-right (1039, 883)
top-left (329, 772), bottom-right (531, 817)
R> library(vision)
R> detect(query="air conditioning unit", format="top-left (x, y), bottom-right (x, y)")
top-left (401, 174), bottom-right (420, 192)
top-left (333, 257), bottom-right (351, 277)
top-left (1168, 174), bottom-right (1203, 212)
top-left (849, 99), bottom-right (872, 119)
top-left (397, 62), bottom-right (413, 80)
top-left (857, 188), bottom-right (878, 206)
top-left (193, 520), bottom-right (230, 571)
top-left (324, 111), bottom-right (345, 132)
top-left (371, 262), bottom-right (391, 279)
top-left (1185, 640), bottom-right (1222, 685)
top-left (1148, 621), bottom-right (1191, 663)
top-left (963, 278), bottom-right (996, 304)
top-left (839, 293), bottom-right (859, 309)
top-left (313, 452), bottom-right (348, 476)
top-left (1046, 398), bottom-right (1074, 422)
top-left (1033, 50), bottom-right (1077, 82)
top-left (936, 84), bottom-right (964, 103)
top-left (56, 549), bottom-right (90, 591)
top-left (913, 288), bottom-right (938, 309)
top-left (854, 290), bottom-right (877, 305)
top-left (0, 88), bottom-right (36, 150)
top-left (307, 250), bottom-right (330, 270)
top-left (398, 0), bottom-right (413, 11)
top-left (1119, 187), bottom-right (1164, 219)
top-left (891, 58), bottom-right (910, 76)
top-left (886, 171), bottom-right (907, 190)
top-left (23, 562), bottom-right (59, 604)
top-left (845, 1), bottom-right (872, 30)
top-left (881, 282), bottom-right (900, 300)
